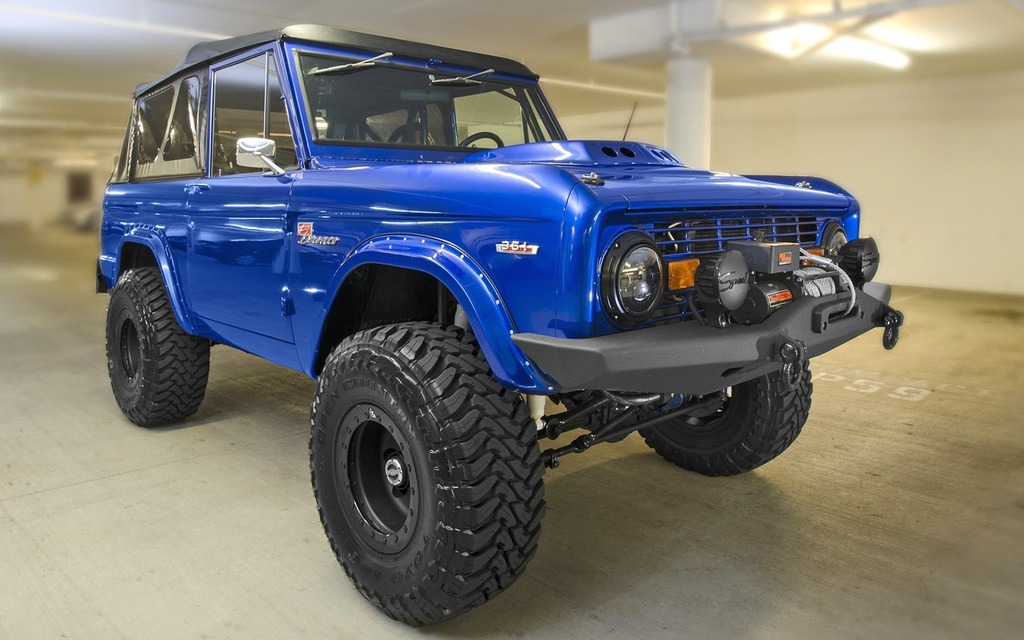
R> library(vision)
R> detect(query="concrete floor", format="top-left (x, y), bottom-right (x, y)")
top-left (0, 225), bottom-right (1021, 640)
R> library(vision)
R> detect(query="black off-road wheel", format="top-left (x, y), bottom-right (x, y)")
top-left (310, 322), bottom-right (545, 626)
top-left (105, 267), bottom-right (210, 426)
top-left (640, 364), bottom-right (812, 476)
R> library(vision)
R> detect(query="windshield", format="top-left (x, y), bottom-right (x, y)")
top-left (297, 52), bottom-right (558, 151)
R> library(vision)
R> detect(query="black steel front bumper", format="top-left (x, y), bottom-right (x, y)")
top-left (512, 282), bottom-right (902, 396)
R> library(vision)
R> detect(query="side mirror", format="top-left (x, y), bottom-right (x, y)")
top-left (236, 137), bottom-right (285, 175)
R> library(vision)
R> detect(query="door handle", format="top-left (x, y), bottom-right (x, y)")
top-left (185, 183), bottom-right (211, 196)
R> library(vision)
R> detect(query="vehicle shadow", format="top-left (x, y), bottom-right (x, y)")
top-left (428, 447), bottom-right (809, 638)
top-left (160, 346), bottom-right (316, 431)
top-left (135, 342), bottom-right (809, 638)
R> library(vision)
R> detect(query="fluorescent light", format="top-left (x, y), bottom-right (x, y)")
top-left (54, 157), bottom-right (99, 168)
top-left (0, 118), bottom-right (124, 131)
top-left (822, 36), bottom-right (911, 70)
top-left (0, 4), bottom-right (228, 40)
top-left (764, 22), bottom-right (834, 59)
top-left (863, 24), bottom-right (945, 53)
top-left (9, 89), bottom-right (129, 104)
top-left (541, 77), bottom-right (666, 100)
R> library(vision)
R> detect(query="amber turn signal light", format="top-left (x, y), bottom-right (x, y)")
top-left (667, 258), bottom-right (700, 290)
top-left (802, 247), bottom-right (825, 265)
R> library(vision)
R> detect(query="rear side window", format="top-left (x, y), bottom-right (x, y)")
top-left (164, 77), bottom-right (200, 161)
top-left (130, 76), bottom-right (202, 180)
top-left (136, 87), bottom-right (174, 165)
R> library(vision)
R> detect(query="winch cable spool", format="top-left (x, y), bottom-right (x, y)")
top-left (798, 248), bottom-right (856, 315)
top-left (793, 266), bottom-right (835, 297)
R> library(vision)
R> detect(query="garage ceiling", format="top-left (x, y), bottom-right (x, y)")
top-left (1, 0), bottom-right (1022, 166)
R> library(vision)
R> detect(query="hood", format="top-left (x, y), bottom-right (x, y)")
top-left (462, 140), bottom-right (853, 212)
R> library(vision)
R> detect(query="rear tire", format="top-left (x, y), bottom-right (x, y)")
top-left (310, 322), bottom-right (545, 625)
top-left (640, 364), bottom-right (812, 476)
top-left (105, 267), bottom-right (210, 426)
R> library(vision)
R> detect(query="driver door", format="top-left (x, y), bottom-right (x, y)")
top-left (186, 50), bottom-right (299, 345)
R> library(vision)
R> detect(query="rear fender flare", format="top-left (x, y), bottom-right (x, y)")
top-left (115, 230), bottom-right (196, 334)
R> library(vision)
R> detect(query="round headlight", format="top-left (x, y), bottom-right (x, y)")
top-left (823, 223), bottom-right (849, 258)
top-left (618, 246), bottom-right (662, 313)
top-left (601, 232), bottom-right (664, 324)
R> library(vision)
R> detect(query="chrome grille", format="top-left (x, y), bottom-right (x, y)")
top-left (651, 214), bottom-right (822, 259)
top-left (642, 213), bottom-right (829, 326)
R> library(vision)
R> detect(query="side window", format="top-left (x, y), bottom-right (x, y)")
top-left (136, 87), bottom-right (174, 165)
top-left (130, 76), bottom-right (202, 181)
top-left (163, 77), bottom-right (199, 161)
top-left (268, 55), bottom-right (297, 168)
top-left (213, 51), bottom-right (296, 176)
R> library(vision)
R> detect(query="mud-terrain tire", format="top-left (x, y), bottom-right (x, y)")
top-left (309, 322), bottom-right (545, 626)
top-left (640, 364), bottom-right (812, 476)
top-left (105, 267), bottom-right (210, 426)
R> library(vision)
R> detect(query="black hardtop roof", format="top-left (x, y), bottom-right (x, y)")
top-left (134, 24), bottom-right (537, 97)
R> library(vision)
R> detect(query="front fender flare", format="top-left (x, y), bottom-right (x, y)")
top-left (314, 235), bottom-right (553, 393)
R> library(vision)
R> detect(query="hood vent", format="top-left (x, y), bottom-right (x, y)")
top-left (461, 141), bottom-right (682, 167)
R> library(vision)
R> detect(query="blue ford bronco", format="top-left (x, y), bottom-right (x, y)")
top-left (98, 25), bottom-right (903, 625)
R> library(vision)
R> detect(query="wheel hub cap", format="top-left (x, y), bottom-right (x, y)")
top-left (384, 455), bottom-right (406, 487)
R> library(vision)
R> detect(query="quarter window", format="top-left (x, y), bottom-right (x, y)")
top-left (163, 77), bottom-right (199, 161)
top-left (130, 76), bottom-right (202, 180)
top-left (135, 87), bottom-right (173, 165)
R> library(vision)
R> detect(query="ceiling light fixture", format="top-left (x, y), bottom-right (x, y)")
top-left (862, 23), bottom-right (945, 53)
top-left (764, 22), bottom-right (835, 59)
top-left (822, 36), bottom-right (911, 70)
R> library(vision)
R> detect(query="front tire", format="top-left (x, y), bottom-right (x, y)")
top-left (310, 322), bottom-right (545, 626)
top-left (105, 267), bottom-right (210, 426)
top-left (641, 365), bottom-right (812, 476)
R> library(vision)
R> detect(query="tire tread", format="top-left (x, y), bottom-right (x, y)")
top-left (106, 267), bottom-right (209, 426)
top-left (641, 365), bottom-right (812, 476)
top-left (310, 322), bottom-right (544, 625)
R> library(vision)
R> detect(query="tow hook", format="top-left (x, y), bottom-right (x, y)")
top-left (882, 310), bottom-right (904, 350)
top-left (778, 338), bottom-right (806, 390)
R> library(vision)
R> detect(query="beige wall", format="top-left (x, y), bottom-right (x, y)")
top-left (714, 68), bottom-right (1024, 295)
top-left (5, 69), bottom-right (1022, 294)
top-left (0, 166), bottom-right (109, 228)
top-left (561, 68), bottom-right (1024, 295)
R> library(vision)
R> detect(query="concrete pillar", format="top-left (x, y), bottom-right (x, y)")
top-left (665, 55), bottom-right (712, 168)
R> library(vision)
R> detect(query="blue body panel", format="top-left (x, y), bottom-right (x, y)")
top-left (284, 162), bottom-right (578, 391)
top-left (100, 40), bottom-right (863, 393)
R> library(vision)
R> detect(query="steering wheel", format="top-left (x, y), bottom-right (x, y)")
top-left (459, 131), bottom-right (505, 148)
top-left (388, 124), bottom-right (413, 144)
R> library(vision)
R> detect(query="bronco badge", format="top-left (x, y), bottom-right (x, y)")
top-left (297, 222), bottom-right (339, 246)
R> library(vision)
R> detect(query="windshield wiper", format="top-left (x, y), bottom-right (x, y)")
top-left (307, 52), bottom-right (393, 76)
top-left (430, 69), bottom-right (495, 87)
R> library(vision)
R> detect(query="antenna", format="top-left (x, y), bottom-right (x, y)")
top-left (622, 101), bottom-right (638, 141)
